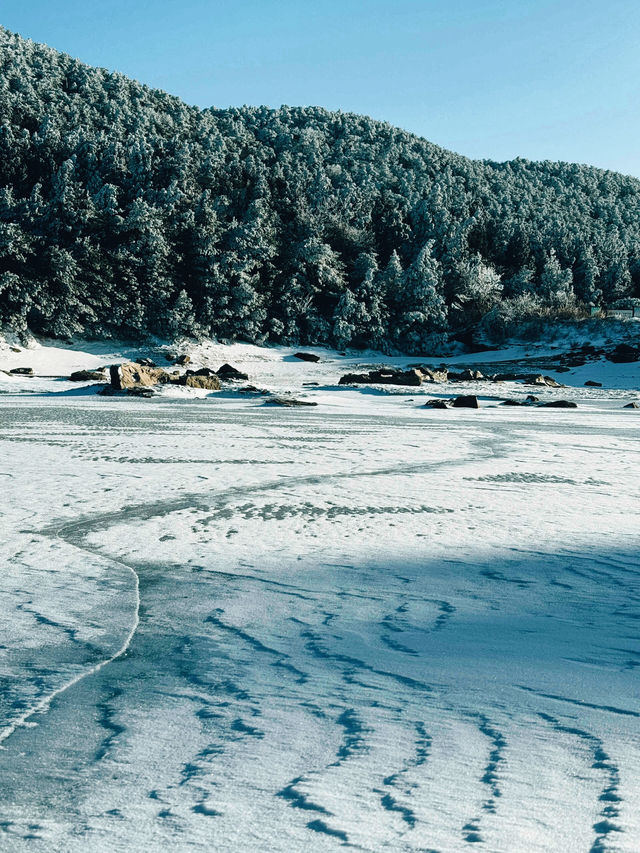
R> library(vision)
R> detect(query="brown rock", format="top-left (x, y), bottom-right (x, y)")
top-left (423, 399), bottom-right (449, 409)
top-left (109, 363), bottom-right (172, 390)
top-left (178, 374), bottom-right (221, 390)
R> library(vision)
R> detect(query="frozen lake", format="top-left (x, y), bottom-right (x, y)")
top-left (1, 371), bottom-right (639, 851)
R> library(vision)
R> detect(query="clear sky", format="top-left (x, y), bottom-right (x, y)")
top-left (2, 0), bottom-right (640, 176)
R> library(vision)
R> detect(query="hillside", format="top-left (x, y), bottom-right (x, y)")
top-left (1, 26), bottom-right (640, 352)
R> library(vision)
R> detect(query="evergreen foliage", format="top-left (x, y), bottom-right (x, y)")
top-left (2, 27), bottom-right (640, 350)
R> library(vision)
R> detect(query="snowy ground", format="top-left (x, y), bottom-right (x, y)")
top-left (0, 336), bottom-right (639, 852)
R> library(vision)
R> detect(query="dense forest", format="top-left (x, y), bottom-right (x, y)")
top-left (2, 27), bottom-right (640, 351)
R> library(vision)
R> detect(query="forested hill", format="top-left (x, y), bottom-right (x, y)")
top-left (2, 26), bottom-right (640, 351)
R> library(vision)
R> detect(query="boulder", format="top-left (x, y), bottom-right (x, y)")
top-left (9, 367), bottom-right (34, 375)
top-left (423, 399), bottom-right (449, 409)
top-left (584, 380), bottom-right (602, 387)
top-left (525, 395), bottom-right (540, 403)
top-left (448, 369), bottom-right (485, 382)
top-left (531, 374), bottom-right (563, 388)
top-left (502, 399), bottom-right (524, 406)
top-left (265, 397), bottom-right (318, 407)
top-left (419, 366), bottom-right (449, 382)
top-left (540, 400), bottom-right (578, 408)
top-left (10, 346), bottom-right (21, 353)
top-left (216, 363), bottom-right (249, 381)
top-left (127, 386), bottom-right (155, 398)
top-left (293, 352), bottom-right (321, 362)
top-left (109, 362), bottom-right (172, 390)
top-left (69, 369), bottom-right (107, 382)
top-left (624, 401), bottom-right (640, 409)
top-left (135, 357), bottom-right (157, 367)
top-left (174, 354), bottom-right (191, 366)
top-left (452, 395), bottom-right (479, 409)
top-left (178, 374), bottom-right (222, 390)
top-left (186, 367), bottom-right (218, 377)
top-left (339, 368), bottom-right (423, 387)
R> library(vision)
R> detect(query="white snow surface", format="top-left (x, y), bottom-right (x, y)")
top-left (0, 335), bottom-right (639, 852)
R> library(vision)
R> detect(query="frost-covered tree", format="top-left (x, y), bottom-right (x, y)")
top-left (393, 241), bottom-right (447, 352)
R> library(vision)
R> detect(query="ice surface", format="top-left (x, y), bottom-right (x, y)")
top-left (0, 338), bottom-right (639, 851)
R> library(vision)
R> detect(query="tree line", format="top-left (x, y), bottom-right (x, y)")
top-left (1, 26), bottom-right (640, 351)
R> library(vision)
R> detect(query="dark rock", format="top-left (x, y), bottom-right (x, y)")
top-left (69, 369), bottom-right (107, 381)
top-left (216, 363), bottom-right (249, 381)
top-left (174, 354), bottom-right (191, 365)
top-left (293, 352), bottom-right (321, 362)
top-left (178, 374), bottom-right (221, 390)
top-left (525, 395), bottom-right (540, 403)
top-left (135, 358), bottom-right (157, 367)
top-left (110, 363), bottom-right (172, 389)
top-left (540, 400), bottom-right (578, 408)
top-left (265, 397), bottom-right (318, 407)
top-left (10, 347), bottom-right (21, 353)
top-left (492, 372), bottom-right (520, 381)
top-left (452, 395), bottom-right (479, 409)
top-left (423, 399), bottom-right (449, 409)
top-left (302, 381), bottom-right (320, 386)
top-left (624, 401), bottom-right (640, 409)
top-left (502, 399), bottom-right (524, 406)
top-left (584, 380), bottom-right (602, 387)
top-left (186, 367), bottom-right (217, 377)
top-left (126, 386), bottom-right (155, 398)
top-left (339, 368), bottom-right (422, 386)
top-left (9, 367), bottom-right (34, 375)
top-left (607, 343), bottom-right (639, 363)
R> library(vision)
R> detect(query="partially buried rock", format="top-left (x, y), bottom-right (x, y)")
top-left (127, 386), bottom-right (155, 398)
top-left (452, 395), bottom-right (479, 409)
top-left (69, 369), bottom-right (107, 381)
top-left (502, 399), bottom-right (524, 406)
top-left (185, 367), bottom-right (217, 377)
top-left (531, 374), bottom-right (563, 388)
top-left (584, 380), bottom-right (602, 387)
top-left (293, 352), bottom-right (321, 363)
top-left (418, 366), bottom-right (449, 382)
top-left (540, 400), bottom-right (577, 408)
top-left (110, 362), bottom-right (172, 389)
top-left (178, 374), bottom-right (221, 390)
top-left (265, 397), bottom-right (318, 407)
top-left (423, 399), bottom-right (449, 409)
top-left (135, 357), bottom-right (157, 368)
top-left (216, 363), bottom-right (249, 381)
top-left (624, 401), bottom-right (640, 409)
top-left (10, 367), bottom-right (34, 375)
top-left (174, 354), bottom-right (191, 366)
top-left (339, 368), bottom-right (422, 387)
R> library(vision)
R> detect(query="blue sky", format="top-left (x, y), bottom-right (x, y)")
top-left (2, 0), bottom-right (640, 176)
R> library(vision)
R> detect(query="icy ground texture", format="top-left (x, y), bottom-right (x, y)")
top-left (0, 364), bottom-right (639, 850)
